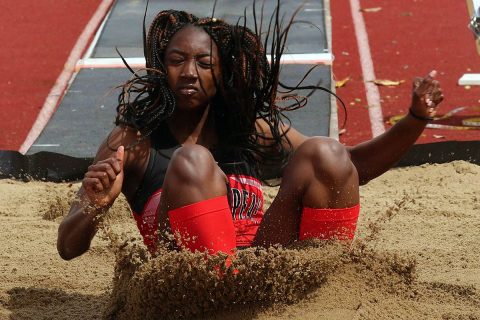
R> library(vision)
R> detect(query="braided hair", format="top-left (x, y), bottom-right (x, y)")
top-left (115, 2), bottom-right (342, 173)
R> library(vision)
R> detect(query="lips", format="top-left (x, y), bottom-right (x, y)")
top-left (177, 85), bottom-right (198, 96)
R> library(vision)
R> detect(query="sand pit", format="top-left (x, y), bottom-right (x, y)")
top-left (0, 161), bottom-right (479, 319)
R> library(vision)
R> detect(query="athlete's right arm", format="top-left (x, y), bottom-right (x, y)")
top-left (57, 126), bottom-right (139, 260)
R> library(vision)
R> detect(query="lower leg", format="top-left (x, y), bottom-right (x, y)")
top-left (254, 137), bottom-right (360, 246)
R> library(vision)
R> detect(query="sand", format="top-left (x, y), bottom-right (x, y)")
top-left (0, 161), bottom-right (479, 319)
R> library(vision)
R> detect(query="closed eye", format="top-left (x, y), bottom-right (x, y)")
top-left (198, 61), bottom-right (213, 68)
top-left (168, 58), bottom-right (184, 65)
top-left (196, 53), bottom-right (215, 67)
top-left (166, 52), bottom-right (185, 65)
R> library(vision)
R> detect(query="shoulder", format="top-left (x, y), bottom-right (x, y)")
top-left (103, 125), bottom-right (147, 148)
top-left (94, 125), bottom-right (151, 171)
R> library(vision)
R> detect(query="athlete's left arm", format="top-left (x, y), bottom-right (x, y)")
top-left (280, 71), bottom-right (444, 185)
top-left (346, 71), bottom-right (443, 184)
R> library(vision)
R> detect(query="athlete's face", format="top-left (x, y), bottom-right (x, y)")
top-left (164, 25), bottom-right (222, 111)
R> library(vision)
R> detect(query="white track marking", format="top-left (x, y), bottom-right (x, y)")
top-left (75, 53), bottom-right (333, 70)
top-left (459, 73), bottom-right (480, 85)
top-left (83, 4), bottom-right (113, 59)
top-left (349, 0), bottom-right (385, 137)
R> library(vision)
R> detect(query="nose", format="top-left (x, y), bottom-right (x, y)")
top-left (180, 59), bottom-right (198, 79)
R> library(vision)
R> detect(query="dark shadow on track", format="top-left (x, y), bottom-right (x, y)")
top-left (0, 151), bottom-right (90, 182)
top-left (1, 140), bottom-right (479, 183)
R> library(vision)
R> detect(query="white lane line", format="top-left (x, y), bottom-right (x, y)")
top-left (75, 53), bottom-right (334, 70)
top-left (19, 0), bottom-right (114, 155)
top-left (31, 144), bottom-right (60, 147)
top-left (324, 0), bottom-right (339, 140)
top-left (83, 4), bottom-right (113, 59)
top-left (349, 0), bottom-right (385, 137)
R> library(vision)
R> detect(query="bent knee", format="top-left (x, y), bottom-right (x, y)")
top-left (295, 137), bottom-right (356, 184)
top-left (296, 137), bottom-right (349, 164)
top-left (168, 145), bottom-right (218, 183)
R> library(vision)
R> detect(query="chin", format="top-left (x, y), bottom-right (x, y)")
top-left (176, 100), bottom-right (206, 111)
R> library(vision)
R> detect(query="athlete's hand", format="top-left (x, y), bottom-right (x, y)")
top-left (410, 70), bottom-right (444, 120)
top-left (82, 146), bottom-right (125, 208)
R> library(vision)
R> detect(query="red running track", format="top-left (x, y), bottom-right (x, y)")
top-left (331, 0), bottom-right (480, 146)
top-left (0, 0), bottom-right (102, 151)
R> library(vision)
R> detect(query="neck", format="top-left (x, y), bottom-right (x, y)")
top-left (167, 105), bottom-right (215, 146)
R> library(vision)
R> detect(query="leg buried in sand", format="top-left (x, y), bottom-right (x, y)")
top-left (254, 137), bottom-right (360, 247)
